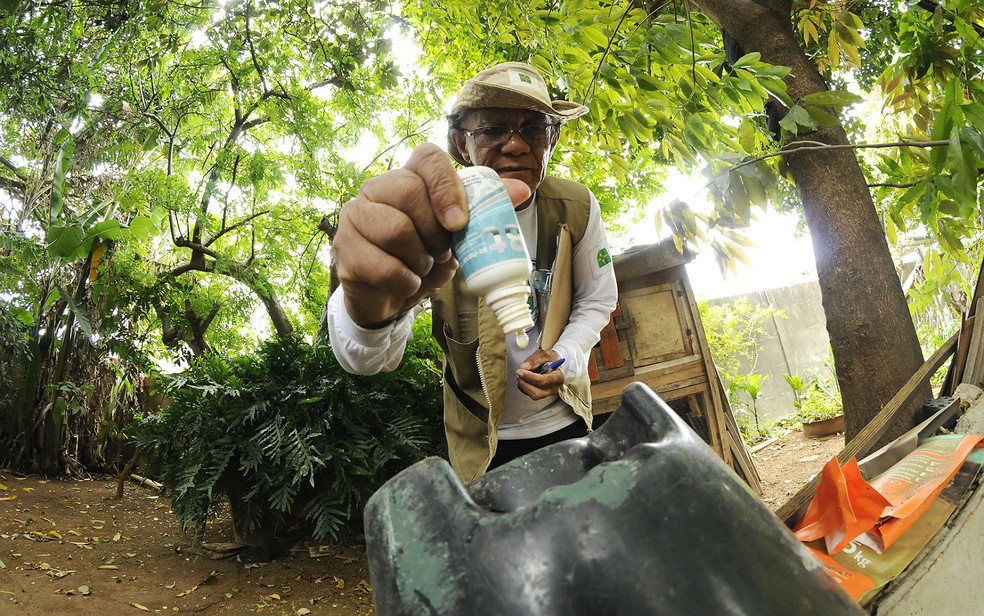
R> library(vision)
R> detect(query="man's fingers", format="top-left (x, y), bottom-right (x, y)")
top-left (336, 238), bottom-right (423, 303)
top-left (342, 198), bottom-right (434, 277)
top-left (501, 178), bottom-right (532, 207)
top-left (404, 143), bottom-right (469, 232)
top-left (358, 169), bottom-right (452, 262)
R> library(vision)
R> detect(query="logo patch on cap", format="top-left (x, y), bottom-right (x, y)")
top-left (511, 70), bottom-right (534, 86)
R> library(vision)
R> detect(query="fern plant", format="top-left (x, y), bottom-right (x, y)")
top-left (135, 322), bottom-right (444, 550)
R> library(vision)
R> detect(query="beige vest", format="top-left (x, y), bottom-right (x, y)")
top-left (431, 176), bottom-right (593, 481)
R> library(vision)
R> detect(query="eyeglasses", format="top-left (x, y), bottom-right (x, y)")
top-left (461, 124), bottom-right (556, 149)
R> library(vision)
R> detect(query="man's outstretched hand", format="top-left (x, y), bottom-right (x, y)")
top-left (333, 144), bottom-right (530, 328)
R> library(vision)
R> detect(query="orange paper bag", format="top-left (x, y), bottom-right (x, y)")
top-left (793, 457), bottom-right (891, 554)
top-left (859, 434), bottom-right (984, 553)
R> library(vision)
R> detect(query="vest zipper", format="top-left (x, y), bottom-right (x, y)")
top-left (475, 346), bottom-right (494, 441)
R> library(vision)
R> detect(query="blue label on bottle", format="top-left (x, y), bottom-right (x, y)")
top-left (453, 170), bottom-right (530, 277)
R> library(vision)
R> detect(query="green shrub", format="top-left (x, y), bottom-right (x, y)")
top-left (135, 327), bottom-right (444, 547)
top-left (788, 363), bottom-right (843, 424)
top-left (797, 386), bottom-right (843, 423)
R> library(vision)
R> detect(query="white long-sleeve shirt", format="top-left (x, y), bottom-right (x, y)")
top-left (328, 189), bottom-right (618, 438)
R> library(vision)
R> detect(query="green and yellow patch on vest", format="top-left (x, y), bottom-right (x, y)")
top-left (596, 247), bottom-right (612, 268)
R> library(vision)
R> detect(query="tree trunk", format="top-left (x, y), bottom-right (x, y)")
top-left (695, 0), bottom-right (930, 444)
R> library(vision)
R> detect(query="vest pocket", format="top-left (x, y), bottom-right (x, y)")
top-left (443, 323), bottom-right (482, 392)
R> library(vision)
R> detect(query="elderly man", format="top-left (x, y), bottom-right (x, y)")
top-left (327, 62), bottom-right (617, 481)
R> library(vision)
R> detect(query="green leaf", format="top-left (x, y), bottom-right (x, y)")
top-left (55, 283), bottom-right (94, 338)
top-left (931, 79), bottom-right (962, 151)
top-left (946, 127), bottom-right (978, 215)
top-left (778, 105), bottom-right (816, 135)
top-left (731, 52), bottom-right (761, 69)
top-left (959, 126), bottom-right (984, 159)
top-left (738, 120), bottom-right (758, 152)
top-left (84, 219), bottom-right (124, 242)
top-left (127, 215), bottom-right (156, 240)
top-left (800, 90), bottom-right (863, 108)
top-left (49, 139), bottom-right (75, 221)
top-left (803, 105), bottom-right (841, 127)
top-left (46, 225), bottom-right (89, 261)
top-left (581, 25), bottom-right (610, 49)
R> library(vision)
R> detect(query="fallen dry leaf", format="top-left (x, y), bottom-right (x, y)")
top-left (97, 565), bottom-right (119, 570)
top-left (176, 584), bottom-right (199, 597)
top-left (22, 487), bottom-right (34, 493)
top-left (0, 495), bottom-right (17, 501)
top-left (131, 602), bottom-right (150, 611)
top-left (48, 530), bottom-right (63, 540)
top-left (334, 576), bottom-right (345, 590)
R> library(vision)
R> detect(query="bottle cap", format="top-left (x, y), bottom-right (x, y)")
top-left (485, 283), bottom-right (534, 349)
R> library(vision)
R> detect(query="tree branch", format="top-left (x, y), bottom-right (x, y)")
top-left (243, 0), bottom-right (268, 93)
top-left (0, 154), bottom-right (29, 183)
top-left (869, 182), bottom-right (920, 189)
top-left (173, 236), bottom-right (221, 260)
top-left (362, 126), bottom-right (430, 173)
top-left (916, 0), bottom-right (984, 39)
top-left (0, 175), bottom-right (27, 195)
top-left (726, 139), bottom-right (951, 173)
top-left (139, 110), bottom-right (180, 175)
top-left (205, 209), bottom-right (270, 248)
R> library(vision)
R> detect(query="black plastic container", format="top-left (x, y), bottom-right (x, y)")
top-left (364, 382), bottom-right (862, 615)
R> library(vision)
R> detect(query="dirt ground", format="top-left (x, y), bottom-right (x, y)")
top-left (0, 473), bottom-right (374, 615)
top-left (753, 428), bottom-right (845, 510)
top-left (1, 428), bottom-right (842, 615)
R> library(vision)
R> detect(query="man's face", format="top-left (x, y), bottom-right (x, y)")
top-left (453, 108), bottom-right (560, 209)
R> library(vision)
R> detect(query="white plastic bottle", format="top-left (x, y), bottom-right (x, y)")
top-left (454, 166), bottom-right (534, 349)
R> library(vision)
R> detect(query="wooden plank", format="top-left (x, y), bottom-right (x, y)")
top-left (598, 307), bottom-right (624, 369)
top-left (680, 267), bottom-right (731, 468)
top-left (587, 348), bottom-right (600, 381)
top-left (592, 381), bottom-right (713, 415)
top-left (590, 357), bottom-right (706, 401)
top-left (942, 314), bottom-right (973, 396)
top-left (593, 363), bottom-right (635, 382)
top-left (942, 255), bottom-right (984, 393)
top-left (777, 332), bottom-right (959, 525)
top-left (611, 242), bottom-right (694, 285)
top-left (715, 372), bottom-right (761, 492)
top-left (961, 299), bottom-right (984, 386)
top-left (726, 407), bottom-right (763, 495)
top-left (622, 285), bottom-right (691, 366)
top-left (615, 266), bottom-right (682, 293)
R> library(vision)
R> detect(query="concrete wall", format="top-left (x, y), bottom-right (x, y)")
top-left (707, 280), bottom-right (832, 423)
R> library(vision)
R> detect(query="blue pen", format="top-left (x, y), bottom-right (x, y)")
top-left (536, 358), bottom-right (566, 374)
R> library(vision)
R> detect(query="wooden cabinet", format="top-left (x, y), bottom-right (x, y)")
top-left (588, 240), bottom-right (758, 488)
